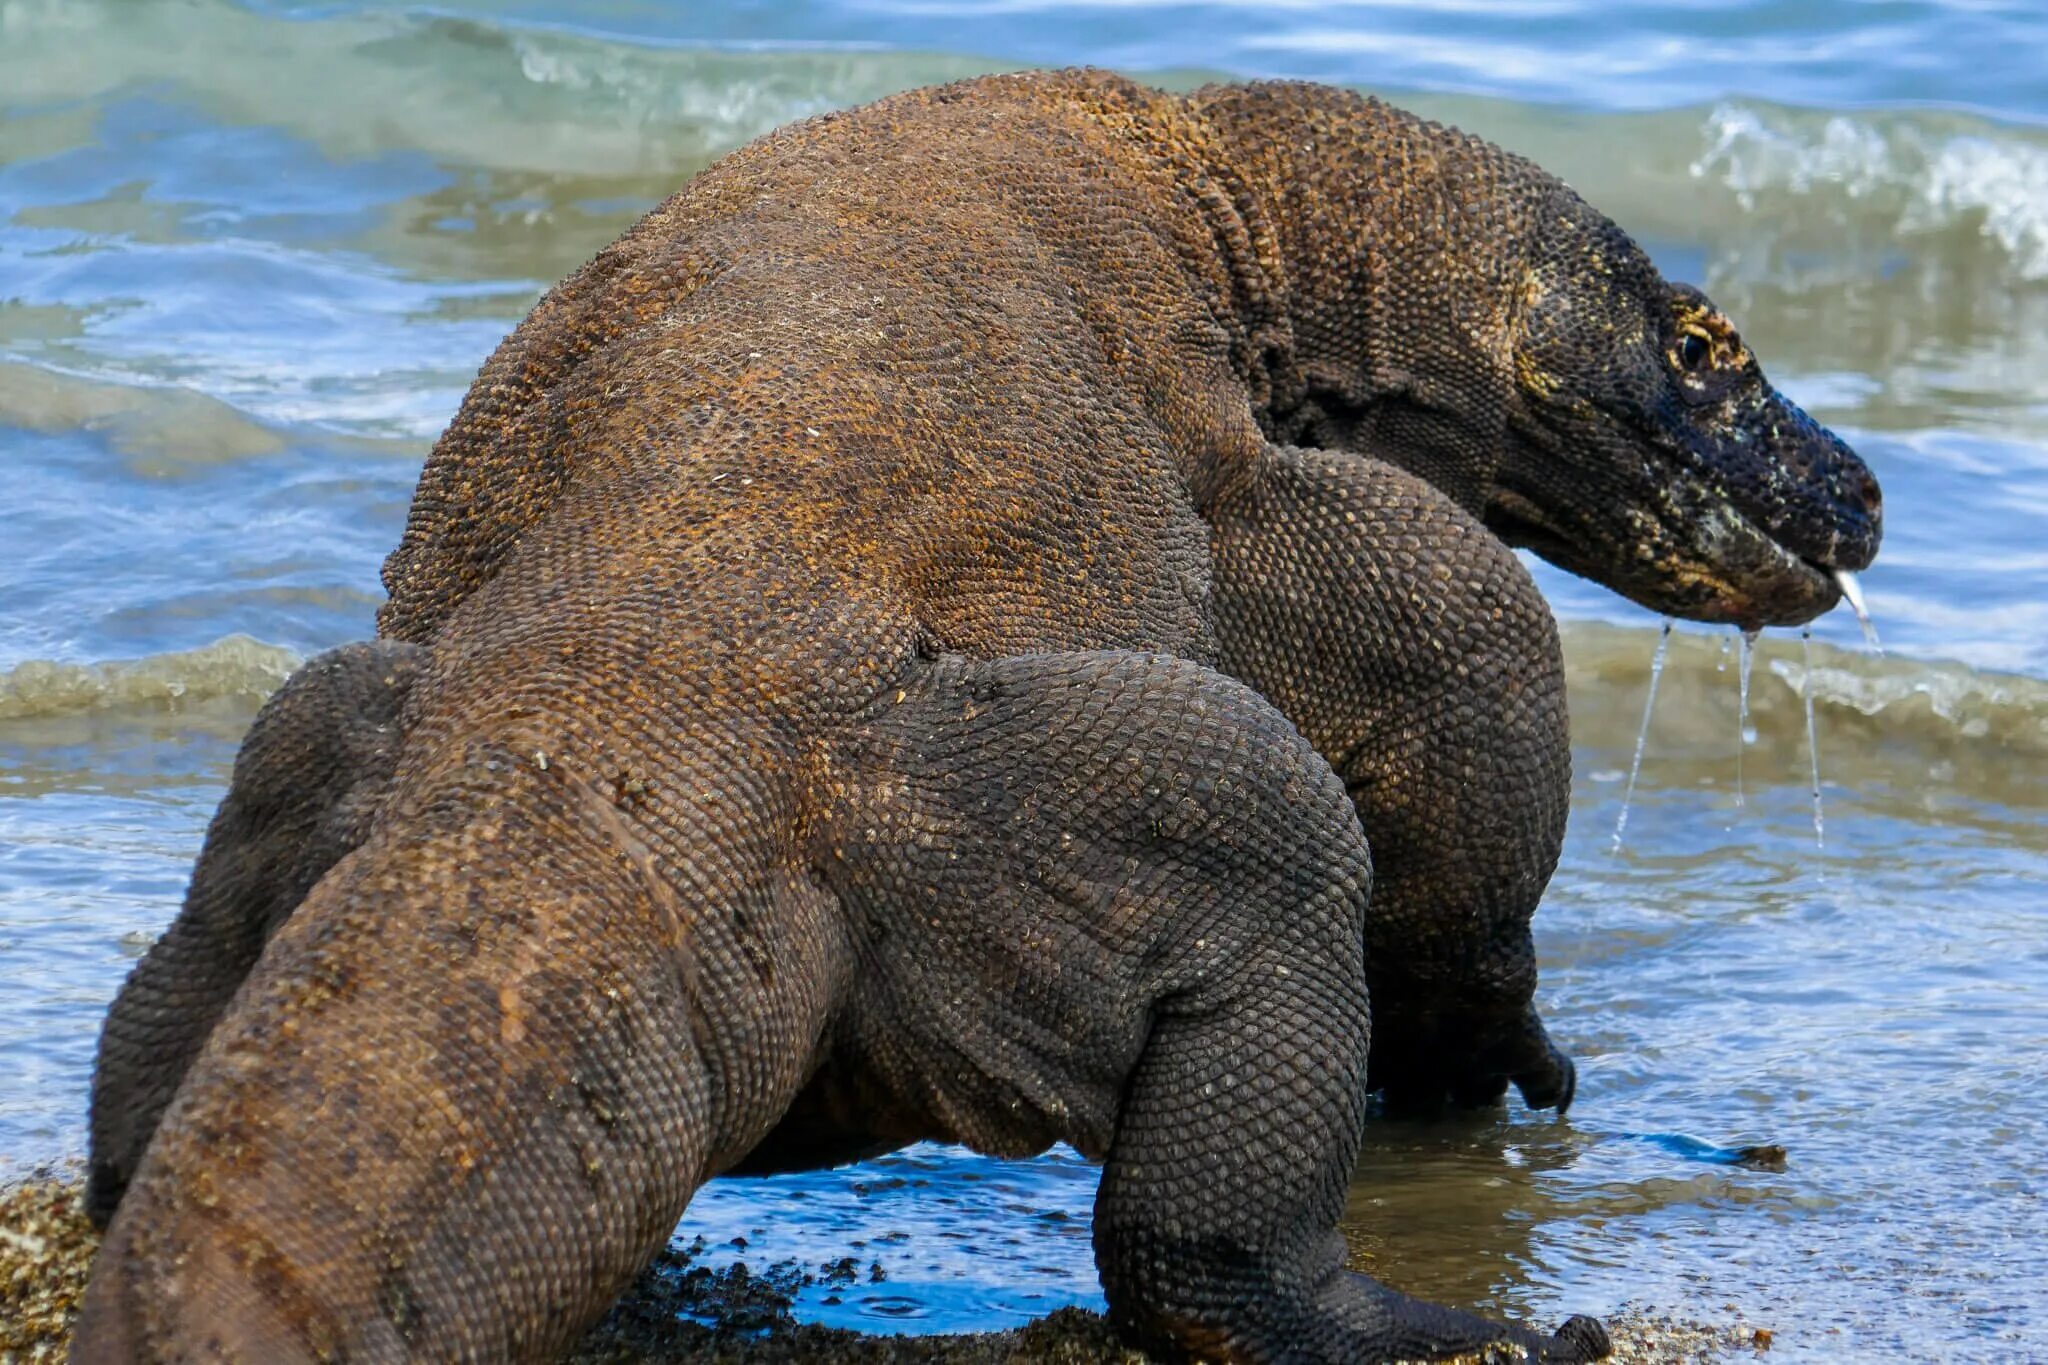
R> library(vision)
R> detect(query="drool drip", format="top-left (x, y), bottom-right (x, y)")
top-left (1834, 569), bottom-right (1883, 655)
top-left (1611, 618), bottom-right (1673, 855)
top-left (1802, 627), bottom-right (1825, 851)
top-left (1735, 628), bottom-right (1759, 808)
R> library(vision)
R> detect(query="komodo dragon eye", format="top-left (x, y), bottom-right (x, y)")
top-left (1676, 331), bottom-right (1711, 373)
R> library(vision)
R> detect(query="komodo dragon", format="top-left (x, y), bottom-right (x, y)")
top-left (74, 69), bottom-right (1879, 1362)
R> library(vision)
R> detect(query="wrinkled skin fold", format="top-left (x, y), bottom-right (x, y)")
top-left (77, 69), bottom-right (1877, 1363)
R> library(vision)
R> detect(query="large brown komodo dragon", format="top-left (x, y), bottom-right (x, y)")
top-left (74, 70), bottom-right (1880, 1362)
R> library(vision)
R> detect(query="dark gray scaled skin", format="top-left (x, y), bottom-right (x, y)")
top-left (66, 68), bottom-right (1897, 1364)
top-left (85, 642), bottom-right (423, 1225)
top-left (1210, 443), bottom-right (1575, 1118)
top-left (814, 651), bottom-right (1598, 1362)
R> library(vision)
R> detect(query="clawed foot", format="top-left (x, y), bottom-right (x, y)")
top-left (1510, 1041), bottom-right (1576, 1115)
top-left (1465, 1005), bottom-right (1577, 1116)
top-left (1330, 1270), bottom-right (1612, 1364)
top-left (1473, 1309), bottom-right (1613, 1363)
top-left (1113, 1267), bottom-right (1613, 1364)
top-left (1439, 1043), bottom-right (1572, 1115)
top-left (1378, 1007), bottom-right (1578, 1118)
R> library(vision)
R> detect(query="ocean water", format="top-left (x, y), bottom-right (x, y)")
top-left (1, 0), bottom-right (2044, 1358)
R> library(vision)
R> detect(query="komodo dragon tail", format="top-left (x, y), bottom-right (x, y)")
top-left (75, 701), bottom-right (844, 1360)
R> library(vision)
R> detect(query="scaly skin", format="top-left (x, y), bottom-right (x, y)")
top-left (76, 69), bottom-right (1877, 1362)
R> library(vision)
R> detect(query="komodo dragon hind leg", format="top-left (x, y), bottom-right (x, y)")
top-left (85, 640), bottom-right (422, 1224)
top-left (1208, 442), bottom-right (1577, 1118)
top-left (816, 649), bottom-right (1606, 1361)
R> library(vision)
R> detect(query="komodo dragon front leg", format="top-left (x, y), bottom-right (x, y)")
top-left (1209, 443), bottom-right (1575, 1117)
top-left (807, 648), bottom-right (1605, 1362)
top-left (85, 640), bottom-right (422, 1223)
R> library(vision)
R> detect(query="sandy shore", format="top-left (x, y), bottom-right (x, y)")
top-left (2, 1174), bottom-right (1767, 1362)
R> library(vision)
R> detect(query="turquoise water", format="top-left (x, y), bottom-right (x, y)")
top-left (2, 1), bottom-right (2044, 1358)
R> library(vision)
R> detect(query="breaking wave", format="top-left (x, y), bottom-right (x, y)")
top-left (1, 626), bottom-right (2039, 807)
top-left (1689, 102), bottom-right (2048, 283)
top-left (1560, 621), bottom-right (2048, 810)
top-left (4, 0), bottom-right (2043, 283)
top-left (0, 0), bottom-right (1007, 180)
top-left (0, 638), bottom-right (303, 722)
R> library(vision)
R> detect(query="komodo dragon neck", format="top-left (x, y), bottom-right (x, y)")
top-left (1185, 81), bottom-right (1545, 517)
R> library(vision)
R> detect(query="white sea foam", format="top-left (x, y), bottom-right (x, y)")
top-left (1691, 103), bottom-right (2048, 281)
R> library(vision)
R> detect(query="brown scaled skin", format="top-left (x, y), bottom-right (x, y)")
top-left (78, 69), bottom-right (1879, 1362)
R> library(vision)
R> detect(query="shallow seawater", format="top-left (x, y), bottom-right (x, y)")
top-left (2, 2), bottom-right (2045, 1360)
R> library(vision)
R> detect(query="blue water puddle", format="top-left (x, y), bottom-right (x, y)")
top-left (654, 1122), bottom-right (1799, 1339)
top-left (679, 1143), bottom-right (1107, 1333)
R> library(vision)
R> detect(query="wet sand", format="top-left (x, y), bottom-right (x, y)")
top-left (4, 1173), bottom-right (1764, 1363)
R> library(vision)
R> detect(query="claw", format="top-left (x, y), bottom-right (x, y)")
top-left (1513, 1046), bottom-right (1577, 1115)
top-left (1552, 1049), bottom-right (1577, 1116)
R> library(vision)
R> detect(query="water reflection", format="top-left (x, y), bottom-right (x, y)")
top-left (1344, 1112), bottom-right (1592, 1313)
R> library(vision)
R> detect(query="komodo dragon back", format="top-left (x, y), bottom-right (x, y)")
top-left (76, 66), bottom-right (1874, 1363)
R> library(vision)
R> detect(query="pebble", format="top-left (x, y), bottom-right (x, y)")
top-left (0, 1171), bottom-right (98, 1362)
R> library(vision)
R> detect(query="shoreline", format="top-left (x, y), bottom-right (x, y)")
top-left (3, 1174), bottom-right (1767, 1363)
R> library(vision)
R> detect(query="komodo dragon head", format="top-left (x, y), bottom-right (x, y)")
top-left (1211, 83), bottom-right (1882, 630)
top-left (1484, 202), bottom-right (1882, 630)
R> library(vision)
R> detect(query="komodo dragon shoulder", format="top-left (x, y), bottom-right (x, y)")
top-left (76, 68), bottom-right (1877, 1363)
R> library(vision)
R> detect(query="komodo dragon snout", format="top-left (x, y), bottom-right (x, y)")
top-left (1489, 210), bottom-right (1882, 629)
